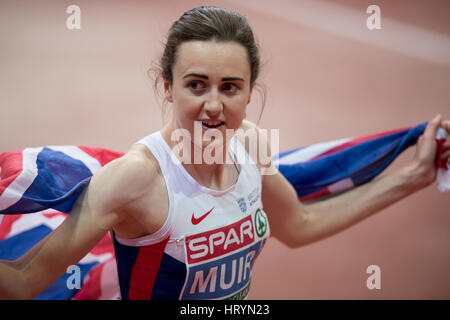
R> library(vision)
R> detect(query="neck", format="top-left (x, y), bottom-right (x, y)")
top-left (160, 123), bottom-right (239, 190)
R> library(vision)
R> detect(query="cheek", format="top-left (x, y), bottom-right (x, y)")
top-left (174, 95), bottom-right (202, 118)
top-left (226, 99), bottom-right (247, 126)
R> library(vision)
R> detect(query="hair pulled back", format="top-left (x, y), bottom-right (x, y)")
top-left (151, 6), bottom-right (266, 122)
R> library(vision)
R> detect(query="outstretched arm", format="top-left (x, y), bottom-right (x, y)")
top-left (0, 186), bottom-right (112, 299)
top-left (262, 115), bottom-right (450, 248)
top-left (0, 150), bottom-right (154, 299)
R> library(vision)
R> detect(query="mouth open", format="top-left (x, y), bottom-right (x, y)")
top-left (201, 121), bottom-right (225, 129)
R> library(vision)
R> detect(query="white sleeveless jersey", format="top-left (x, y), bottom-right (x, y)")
top-left (111, 131), bottom-right (270, 300)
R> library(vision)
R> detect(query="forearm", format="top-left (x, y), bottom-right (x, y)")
top-left (0, 230), bottom-right (55, 300)
top-left (299, 164), bottom-right (426, 246)
top-left (0, 260), bottom-right (29, 299)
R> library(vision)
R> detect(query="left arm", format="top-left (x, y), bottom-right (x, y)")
top-left (261, 115), bottom-right (450, 248)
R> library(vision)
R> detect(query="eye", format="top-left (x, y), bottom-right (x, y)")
top-left (222, 83), bottom-right (239, 94)
top-left (187, 80), bottom-right (207, 94)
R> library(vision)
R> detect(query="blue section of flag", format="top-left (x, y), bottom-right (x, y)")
top-left (34, 262), bottom-right (97, 300)
top-left (0, 225), bottom-right (52, 260)
top-left (1, 147), bottom-right (93, 215)
top-left (276, 122), bottom-right (426, 198)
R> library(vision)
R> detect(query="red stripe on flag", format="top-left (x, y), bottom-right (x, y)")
top-left (72, 262), bottom-right (105, 300)
top-left (0, 150), bottom-right (24, 197)
top-left (0, 214), bottom-right (23, 240)
top-left (311, 127), bottom-right (412, 160)
top-left (299, 188), bottom-right (331, 202)
top-left (42, 212), bottom-right (67, 219)
top-left (129, 237), bottom-right (169, 300)
top-left (71, 234), bottom-right (115, 300)
top-left (78, 146), bottom-right (124, 167)
top-left (89, 232), bottom-right (115, 256)
top-left (436, 138), bottom-right (448, 169)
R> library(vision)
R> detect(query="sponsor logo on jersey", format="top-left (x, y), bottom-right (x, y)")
top-left (191, 207), bottom-right (215, 225)
top-left (186, 215), bottom-right (254, 264)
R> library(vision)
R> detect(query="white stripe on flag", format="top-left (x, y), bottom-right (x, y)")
top-left (274, 137), bottom-right (351, 165)
top-left (328, 178), bottom-right (354, 194)
top-left (0, 147), bottom-right (43, 211)
top-left (7, 209), bottom-right (65, 238)
top-left (79, 252), bottom-right (113, 265)
top-left (98, 259), bottom-right (121, 300)
top-left (437, 166), bottom-right (450, 192)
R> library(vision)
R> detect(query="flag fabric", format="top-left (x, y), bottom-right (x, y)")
top-left (0, 122), bottom-right (448, 299)
top-left (275, 122), bottom-right (449, 201)
top-left (0, 146), bottom-right (124, 215)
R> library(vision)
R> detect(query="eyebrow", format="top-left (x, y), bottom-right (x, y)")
top-left (183, 73), bottom-right (245, 82)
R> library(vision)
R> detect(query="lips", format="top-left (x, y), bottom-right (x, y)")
top-left (201, 120), bottom-right (225, 129)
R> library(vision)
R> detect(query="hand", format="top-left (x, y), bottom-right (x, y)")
top-left (409, 114), bottom-right (450, 188)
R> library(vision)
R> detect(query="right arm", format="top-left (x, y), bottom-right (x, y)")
top-left (0, 187), bottom-right (110, 299)
top-left (0, 149), bottom-right (156, 299)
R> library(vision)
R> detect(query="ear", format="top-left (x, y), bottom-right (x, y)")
top-left (164, 79), bottom-right (173, 103)
top-left (247, 86), bottom-right (253, 104)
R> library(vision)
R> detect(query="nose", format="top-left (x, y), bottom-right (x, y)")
top-left (204, 88), bottom-right (223, 118)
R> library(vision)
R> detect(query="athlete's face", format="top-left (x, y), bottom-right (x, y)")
top-left (165, 40), bottom-right (252, 149)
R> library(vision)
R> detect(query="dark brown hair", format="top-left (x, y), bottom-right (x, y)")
top-left (150, 6), bottom-right (266, 123)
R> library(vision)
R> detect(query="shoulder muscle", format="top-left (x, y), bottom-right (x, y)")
top-left (85, 144), bottom-right (160, 227)
top-left (238, 120), bottom-right (276, 176)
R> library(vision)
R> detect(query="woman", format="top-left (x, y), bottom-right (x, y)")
top-left (0, 6), bottom-right (449, 300)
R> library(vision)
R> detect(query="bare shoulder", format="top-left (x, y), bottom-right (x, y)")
top-left (239, 119), bottom-right (259, 132)
top-left (237, 119), bottom-right (271, 148)
top-left (87, 143), bottom-right (162, 214)
top-left (236, 120), bottom-right (275, 176)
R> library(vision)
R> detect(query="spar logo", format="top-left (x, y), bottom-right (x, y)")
top-left (182, 215), bottom-right (266, 299)
top-left (186, 215), bottom-right (254, 264)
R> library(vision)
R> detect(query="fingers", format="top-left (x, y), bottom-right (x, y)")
top-left (439, 119), bottom-right (450, 147)
top-left (442, 119), bottom-right (450, 134)
top-left (438, 117), bottom-right (450, 162)
top-left (443, 150), bottom-right (450, 160)
top-left (423, 114), bottom-right (442, 140)
top-left (443, 136), bottom-right (450, 148)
